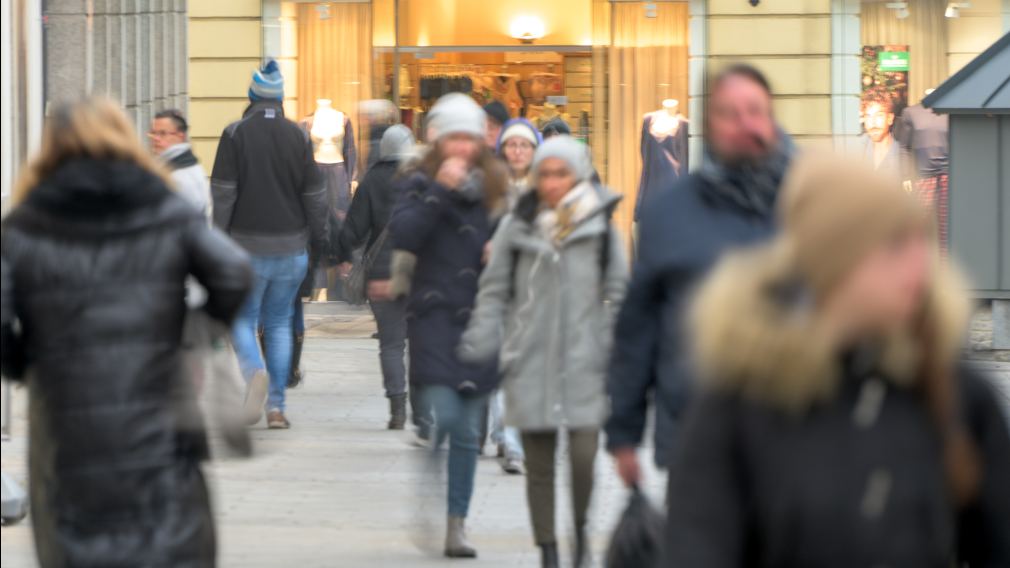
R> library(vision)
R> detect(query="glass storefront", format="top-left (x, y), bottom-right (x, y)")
top-left (264, 0), bottom-right (691, 238)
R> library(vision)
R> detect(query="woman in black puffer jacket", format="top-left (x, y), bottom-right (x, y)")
top-left (0, 98), bottom-right (253, 568)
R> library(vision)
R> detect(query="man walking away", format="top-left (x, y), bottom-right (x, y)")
top-left (605, 64), bottom-right (796, 486)
top-left (150, 109), bottom-right (210, 220)
top-left (211, 59), bottom-right (329, 429)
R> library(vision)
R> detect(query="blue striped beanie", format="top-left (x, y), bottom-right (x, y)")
top-left (249, 60), bottom-right (284, 102)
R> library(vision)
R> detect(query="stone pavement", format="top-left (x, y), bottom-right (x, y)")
top-left (0, 307), bottom-right (667, 568)
top-left (1, 304), bottom-right (1007, 567)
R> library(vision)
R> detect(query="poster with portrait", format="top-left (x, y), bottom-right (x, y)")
top-left (860, 45), bottom-right (909, 173)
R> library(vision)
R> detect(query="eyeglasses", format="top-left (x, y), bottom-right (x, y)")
top-left (503, 141), bottom-right (535, 152)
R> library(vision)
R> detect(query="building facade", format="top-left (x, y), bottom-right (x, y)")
top-left (1, 0), bottom-right (189, 210)
top-left (188, 0), bottom-right (1009, 239)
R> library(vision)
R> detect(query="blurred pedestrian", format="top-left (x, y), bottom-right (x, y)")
top-left (388, 93), bottom-right (508, 558)
top-left (541, 117), bottom-right (571, 140)
top-left (0, 97), bottom-right (252, 567)
top-left (497, 117), bottom-right (542, 208)
top-left (484, 100), bottom-right (510, 151)
top-left (667, 153), bottom-right (1010, 567)
top-left (336, 124), bottom-right (417, 430)
top-left (606, 63), bottom-right (795, 486)
top-left (149, 108), bottom-right (211, 220)
top-left (460, 136), bottom-right (629, 568)
top-left (476, 117), bottom-right (544, 475)
top-left (211, 59), bottom-right (329, 429)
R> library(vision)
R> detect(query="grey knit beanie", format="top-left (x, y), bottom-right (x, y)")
top-left (531, 135), bottom-right (593, 182)
top-left (427, 93), bottom-right (486, 140)
top-left (379, 124), bottom-right (416, 161)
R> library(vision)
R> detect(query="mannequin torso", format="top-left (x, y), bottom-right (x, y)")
top-left (310, 99), bottom-right (346, 164)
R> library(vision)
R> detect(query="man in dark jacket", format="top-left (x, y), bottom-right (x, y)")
top-left (211, 59), bottom-right (328, 430)
top-left (336, 124), bottom-right (417, 430)
top-left (606, 64), bottom-right (796, 484)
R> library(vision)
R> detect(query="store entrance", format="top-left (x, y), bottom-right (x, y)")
top-left (381, 50), bottom-right (593, 145)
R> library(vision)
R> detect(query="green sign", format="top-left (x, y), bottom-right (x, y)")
top-left (878, 51), bottom-right (909, 72)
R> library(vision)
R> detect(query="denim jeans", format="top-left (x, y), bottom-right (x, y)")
top-left (369, 298), bottom-right (407, 398)
top-left (425, 385), bottom-right (487, 517)
top-left (233, 251), bottom-right (308, 412)
top-left (489, 389), bottom-right (524, 459)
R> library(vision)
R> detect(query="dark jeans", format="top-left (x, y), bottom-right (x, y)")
top-left (369, 298), bottom-right (407, 398)
top-left (426, 386), bottom-right (487, 517)
top-left (521, 429), bottom-right (600, 545)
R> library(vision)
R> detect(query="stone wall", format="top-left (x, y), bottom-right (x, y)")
top-left (44, 0), bottom-right (187, 136)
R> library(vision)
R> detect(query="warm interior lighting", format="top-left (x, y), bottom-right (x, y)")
top-left (509, 15), bottom-right (546, 44)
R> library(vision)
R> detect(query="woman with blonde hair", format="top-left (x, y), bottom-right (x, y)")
top-left (665, 153), bottom-right (1010, 567)
top-left (1, 97), bottom-right (252, 567)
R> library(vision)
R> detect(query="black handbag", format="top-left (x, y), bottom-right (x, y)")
top-left (344, 227), bottom-right (390, 305)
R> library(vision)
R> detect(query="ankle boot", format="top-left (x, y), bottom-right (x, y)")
top-left (444, 516), bottom-right (477, 558)
top-left (539, 542), bottom-right (559, 568)
top-left (287, 332), bottom-right (304, 388)
top-left (574, 527), bottom-right (590, 568)
top-left (388, 394), bottom-right (408, 430)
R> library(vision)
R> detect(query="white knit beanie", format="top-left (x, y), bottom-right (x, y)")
top-left (427, 93), bottom-right (487, 140)
top-left (500, 123), bottom-right (540, 147)
top-left (531, 135), bottom-right (593, 182)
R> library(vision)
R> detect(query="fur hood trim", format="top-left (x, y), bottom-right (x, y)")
top-left (689, 240), bottom-right (971, 412)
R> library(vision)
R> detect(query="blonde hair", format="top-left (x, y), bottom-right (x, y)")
top-left (13, 97), bottom-right (170, 204)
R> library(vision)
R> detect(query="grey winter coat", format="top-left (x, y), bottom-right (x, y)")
top-left (459, 183), bottom-right (628, 430)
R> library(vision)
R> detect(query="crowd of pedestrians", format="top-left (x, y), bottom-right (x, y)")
top-left (1, 58), bottom-right (1008, 568)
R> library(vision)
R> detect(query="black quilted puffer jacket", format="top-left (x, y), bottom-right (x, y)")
top-left (1, 158), bottom-right (252, 568)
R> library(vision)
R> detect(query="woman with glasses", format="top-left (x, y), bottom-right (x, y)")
top-left (497, 118), bottom-right (543, 209)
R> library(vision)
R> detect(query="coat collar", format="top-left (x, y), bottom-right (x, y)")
top-left (509, 182), bottom-right (620, 250)
top-left (689, 241), bottom-right (970, 413)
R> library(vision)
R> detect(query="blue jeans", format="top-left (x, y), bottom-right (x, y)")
top-left (425, 385), bottom-right (487, 517)
top-left (233, 252), bottom-right (308, 412)
top-left (489, 390), bottom-right (524, 459)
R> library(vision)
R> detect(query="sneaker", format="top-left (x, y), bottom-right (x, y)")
top-left (411, 425), bottom-right (431, 449)
top-left (243, 370), bottom-right (269, 425)
top-left (266, 409), bottom-right (290, 429)
top-left (501, 455), bottom-right (524, 475)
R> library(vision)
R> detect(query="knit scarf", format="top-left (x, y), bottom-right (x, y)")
top-left (698, 127), bottom-right (796, 217)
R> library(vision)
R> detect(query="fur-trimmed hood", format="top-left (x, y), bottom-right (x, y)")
top-left (689, 241), bottom-right (972, 412)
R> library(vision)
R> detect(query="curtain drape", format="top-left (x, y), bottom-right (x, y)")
top-left (861, 0), bottom-right (948, 105)
top-left (606, 2), bottom-right (689, 242)
top-left (298, 3), bottom-right (373, 169)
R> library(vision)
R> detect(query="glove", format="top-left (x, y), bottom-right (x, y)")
top-left (389, 250), bottom-right (417, 299)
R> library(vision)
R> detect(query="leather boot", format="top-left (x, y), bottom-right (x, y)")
top-left (388, 394), bottom-right (408, 430)
top-left (539, 543), bottom-right (559, 568)
top-left (444, 516), bottom-right (477, 558)
top-left (287, 332), bottom-right (304, 388)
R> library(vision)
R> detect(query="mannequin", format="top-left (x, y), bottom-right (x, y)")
top-left (310, 99), bottom-right (346, 164)
top-left (304, 98), bottom-right (358, 300)
top-left (636, 98), bottom-right (689, 220)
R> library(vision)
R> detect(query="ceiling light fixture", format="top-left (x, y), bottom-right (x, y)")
top-left (509, 16), bottom-right (546, 45)
top-left (946, 2), bottom-right (971, 17)
top-left (885, 2), bottom-right (910, 18)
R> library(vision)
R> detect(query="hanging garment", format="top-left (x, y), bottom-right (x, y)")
top-left (635, 113), bottom-right (689, 220)
top-left (895, 104), bottom-right (949, 179)
top-left (914, 174), bottom-right (949, 256)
